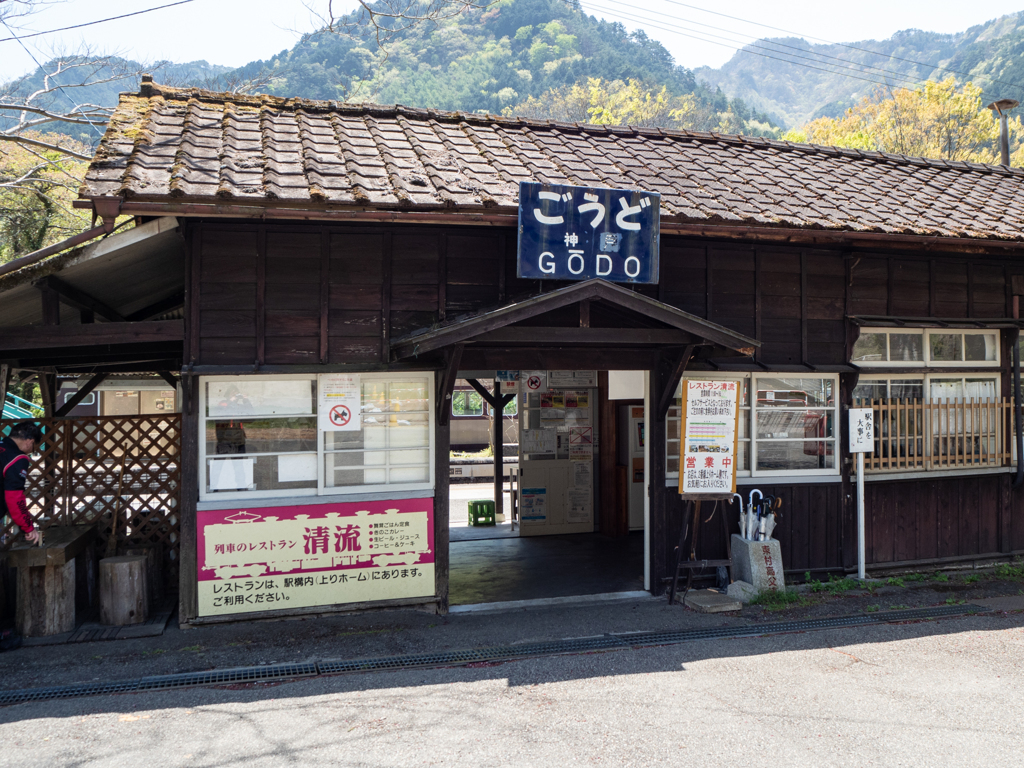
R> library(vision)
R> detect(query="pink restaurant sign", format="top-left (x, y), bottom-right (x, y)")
top-left (197, 497), bottom-right (435, 617)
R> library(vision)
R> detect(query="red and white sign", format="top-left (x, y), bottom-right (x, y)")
top-left (329, 404), bottom-right (352, 427)
top-left (523, 370), bottom-right (546, 391)
top-left (320, 373), bottom-right (360, 432)
top-left (197, 498), bottom-right (435, 617)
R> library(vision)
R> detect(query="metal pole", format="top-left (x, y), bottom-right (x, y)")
top-left (493, 380), bottom-right (503, 521)
top-left (857, 451), bottom-right (866, 580)
top-left (1001, 114), bottom-right (1011, 167)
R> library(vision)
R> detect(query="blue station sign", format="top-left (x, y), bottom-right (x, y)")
top-left (517, 181), bottom-right (660, 284)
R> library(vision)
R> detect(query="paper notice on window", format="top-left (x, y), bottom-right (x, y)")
top-left (319, 373), bottom-right (361, 432)
top-left (573, 460), bottom-right (593, 490)
top-left (548, 371), bottom-right (597, 388)
top-left (567, 490), bottom-right (592, 523)
top-left (209, 458), bottom-right (254, 491)
top-left (520, 488), bottom-right (547, 523)
top-left (278, 453), bottom-right (317, 483)
top-left (679, 379), bottom-right (740, 496)
top-left (522, 428), bottom-right (557, 454)
top-left (569, 426), bottom-right (594, 461)
top-left (522, 371), bottom-right (547, 392)
top-left (496, 370), bottom-right (519, 394)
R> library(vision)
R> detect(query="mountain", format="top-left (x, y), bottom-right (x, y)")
top-left (2, 0), bottom-right (780, 143)
top-left (695, 11), bottom-right (1024, 128)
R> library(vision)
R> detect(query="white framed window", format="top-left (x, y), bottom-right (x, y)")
top-left (451, 390), bottom-right (485, 417)
top-left (666, 373), bottom-right (839, 483)
top-left (751, 375), bottom-right (839, 476)
top-left (852, 374), bottom-right (1000, 403)
top-left (853, 328), bottom-right (999, 367)
top-left (199, 373), bottom-right (434, 501)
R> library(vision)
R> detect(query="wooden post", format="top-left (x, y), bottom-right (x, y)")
top-left (0, 362), bottom-right (11, 407)
top-left (434, 384), bottom-right (451, 614)
top-left (178, 374), bottom-right (199, 624)
top-left (493, 380), bottom-right (503, 521)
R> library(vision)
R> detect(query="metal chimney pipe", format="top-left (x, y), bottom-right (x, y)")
top-left (986, 98), bottom-right (1020, 167)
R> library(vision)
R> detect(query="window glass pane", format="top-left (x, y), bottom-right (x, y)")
top-left (207, 380), bottom-right (314, 417)
top-left (755, 441), bottom-right (835, 471)
top-left (756, 410), bottom-right (834, 439)
top-left (389, 380), bottom-right (429, 412)
top-left (852, 380), bottom-right (887, 403)
top-left (755, 378), bottom-right (833, 408)
top-left (206, 454), bottom-right (317, 494)
top-left (390, 466), bottom-right (429, 483)
top-left (930, 333), bottom-right (962, 362)
top-left (206, 417), bottom-right (317, 456)
top-left (890, 380), bottom-right (925, 401)
top-left (451, 391), bottom-right (483, 417)
top-left (852, 333), bottom-right (886, 363)
top-left (504, 398), bottom-right (518, 416)
top-left (965, 378), bottom-right (997, 400)
top-left (964, 333), bottom-right (997, 362)
top-left (889, 333), bottom-right (924, 362)
top-left (930, 378), bottom-right (963, 401)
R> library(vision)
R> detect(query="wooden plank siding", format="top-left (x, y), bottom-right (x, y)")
top-left (189, 220), bottom-right (1024, 592)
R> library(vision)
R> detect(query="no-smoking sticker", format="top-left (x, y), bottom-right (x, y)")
top-left (329, 404), bottom-right (352, 427)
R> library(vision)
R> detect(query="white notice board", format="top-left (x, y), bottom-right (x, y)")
top-left (678, 379), bottom-right (740, 497)
top-left (319, 374), bottom-right (361, 432)
top-left (849, 408), bottom-right (874, 453)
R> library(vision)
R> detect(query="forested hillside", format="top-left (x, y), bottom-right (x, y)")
top-left (697, 11), bottom-right (1024, 127)
top-left (230, 0), bottom-right (777, 131)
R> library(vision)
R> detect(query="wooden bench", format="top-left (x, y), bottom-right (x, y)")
top-left (6, 525), bottom-right (98, 637)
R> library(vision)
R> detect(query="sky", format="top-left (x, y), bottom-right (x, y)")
top-left (1, 0), bottom-right (1023, 82)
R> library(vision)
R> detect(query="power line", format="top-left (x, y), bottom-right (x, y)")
top-left (595, 0), bottom-right (957, 91)
top-left (580, 3), bottom-right (926, 95)
top-left (654, 0), bottom-right (1024, 96)
top-left (0, 1), bottom-right (196, 44)
top-left (586, 0), bottom-right (929, 92)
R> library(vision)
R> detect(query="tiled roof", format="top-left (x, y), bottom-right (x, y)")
top-left (81, 81), bottom-right (1024, 242)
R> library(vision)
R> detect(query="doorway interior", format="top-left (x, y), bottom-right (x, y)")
top-left (448, 369), bottom-right (646, 606)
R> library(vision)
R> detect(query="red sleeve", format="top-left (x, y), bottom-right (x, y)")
top-left (4, 490), bottom-right (33, 533)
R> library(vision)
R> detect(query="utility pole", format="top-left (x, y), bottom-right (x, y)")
top-left (986, 98), bottom-right (1020, 166)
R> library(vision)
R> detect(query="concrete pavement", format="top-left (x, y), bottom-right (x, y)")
top-left (1, 610), bottom-right (1022, 767)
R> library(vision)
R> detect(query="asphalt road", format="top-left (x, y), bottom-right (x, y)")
top-left (1, 611), bottom-right (1021, 767)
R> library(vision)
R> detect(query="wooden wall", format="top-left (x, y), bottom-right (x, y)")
top-left (187, 220), bottom-right (1024, 588)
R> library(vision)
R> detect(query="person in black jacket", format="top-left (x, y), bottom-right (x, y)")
top-left (1, 422), bottom-right (42, 545)
top-left (0, 422), bottom-right (41, 652)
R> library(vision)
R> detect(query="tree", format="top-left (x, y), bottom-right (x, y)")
top-left (309, 0), bottom-right (497, 59)
top-left (784, 77), bottom-right (1024, 165)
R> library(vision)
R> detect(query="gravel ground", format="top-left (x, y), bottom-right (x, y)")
top-left (1, 610), bottom-right (1022, 767)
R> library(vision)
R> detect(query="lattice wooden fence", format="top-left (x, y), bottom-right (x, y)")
top-left (854, 397), bottom-right (1015, 472)
top-left (0, 415), bottom-right (181, 578)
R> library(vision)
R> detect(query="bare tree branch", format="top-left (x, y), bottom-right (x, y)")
top-left (0, 133), bottom-right (92, 160)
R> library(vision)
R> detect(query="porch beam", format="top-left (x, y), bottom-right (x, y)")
top-left (35, 275), bottom-right (125, 323)
top-left (54, 372), bottom-right (108, 417)
top-left (126, 291), bottom-right (186, 322)
top-left (658, 344), bottom-right (695, 421)
top-left (465, 378), bottom-right (501, 410)
top-left (0, 320), bottom-right (184, 351)
top-left (157, 371), bottom-right (178, 389)
top-left (473, 327), bottom-right (695, 345)
top-left (437, 343), bottom-right (464, 427)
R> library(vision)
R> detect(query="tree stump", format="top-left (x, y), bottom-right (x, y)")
top-left (122, 544), bottom-right (163, 607)
top-left (99, 556), bottom-right (149, 626)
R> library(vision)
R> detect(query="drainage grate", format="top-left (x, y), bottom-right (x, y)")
top-left (0, 604), bottom-right (980, 707)
top-left (137, 662), bottom-right (320, 692)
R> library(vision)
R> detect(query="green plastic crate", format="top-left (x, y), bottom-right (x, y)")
top-left (467, 499), bottom-right (496, 526)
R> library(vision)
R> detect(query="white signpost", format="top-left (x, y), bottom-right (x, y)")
top-left (849, 408), bottom-right (875, 580)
